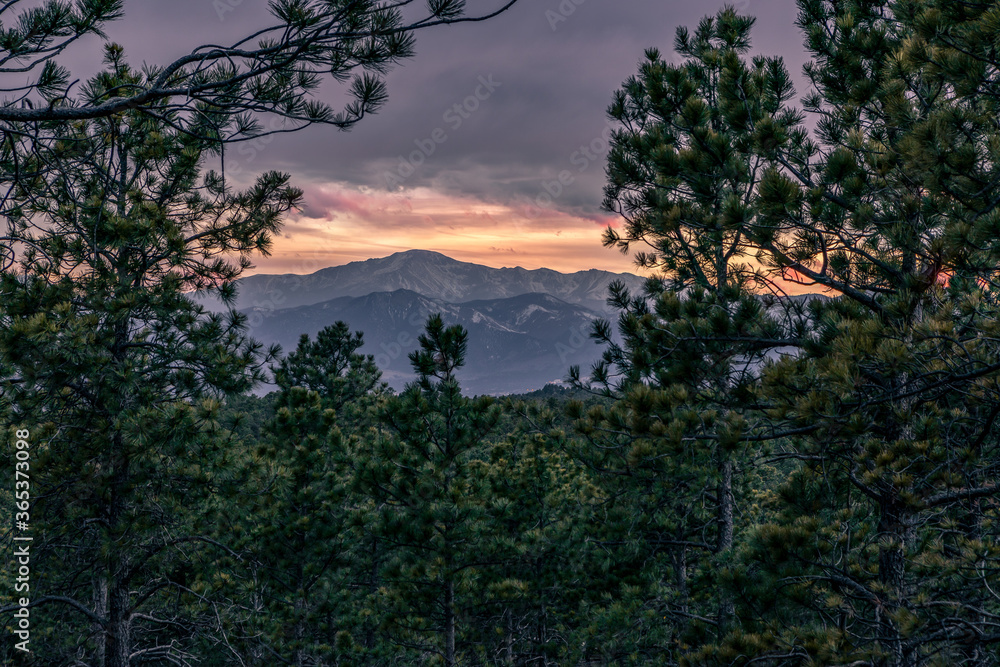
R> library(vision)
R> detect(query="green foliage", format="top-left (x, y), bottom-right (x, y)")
top-left (588, 3), bottom-right (1000, 665)
top-left (273, 321), bottom-right (387, 431)
top-left (0, 56), bottom-right (298, 665)
top-left (350, 315), bottom-right (502, 666)
top-left (8, 3), bottom-right (1000, 667)
top-left (243, 323), bottom-right (389, 664)
top-left (248, 386), bottom-right (351, 664)
top-left (0, 0), bottom-right (523, 136)
top-left (571, 8), bottom-right (811, 658)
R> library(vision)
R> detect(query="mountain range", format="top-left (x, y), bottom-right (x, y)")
top-left (196, 249), bottom-right (646, 314)
top-left (246, 289), bottom-right (607, 395)
top-left (211, 251), bottom-right (646, 394)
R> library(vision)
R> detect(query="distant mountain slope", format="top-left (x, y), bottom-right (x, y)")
top-left (196, 249), bottom-right (646, 314)
top-left (246, 289), bottom-right (608, 395)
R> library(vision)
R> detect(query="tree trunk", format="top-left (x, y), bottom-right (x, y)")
top-left (716, 458), bottom-right (734, 633)
top-left (878, 498), bottom-right (912, 667)
top-left (444, 578), bottom-right (456, 667)
top-left (675, 543), bottom-right (688, 615)
top-left (365, 536), bottom-right (379, 650)
top-left (105, 320), bottom-right (132, 667)
top-left (104, 463), bottom-right (131, 667)
top-left (93, 573), bottom-right (108, 667)
top-left (504, 609), bottom-right (513, 664)
top-left (294, 594), bottom-right (306, 667)
top-left (106, 583), bottom-right (131, 667)
top-left (717, 459), bottom-right (734, 552)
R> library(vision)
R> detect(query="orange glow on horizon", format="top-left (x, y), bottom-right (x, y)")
top-left (250, 183), bottom-right (641, 276)
top-left (248, 182), bottom-right (825, 296)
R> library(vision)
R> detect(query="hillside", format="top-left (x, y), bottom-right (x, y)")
top-left (245, 289), bottom-right (608, 395)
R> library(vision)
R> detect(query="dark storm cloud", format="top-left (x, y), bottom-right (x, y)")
top-left (68, 0), bottom-right (809, 219)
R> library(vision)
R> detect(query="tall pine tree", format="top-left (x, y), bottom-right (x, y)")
top-left (572, 8), bottom-right (810, 658)
top-left (351, 315), bottom-right (502, 666)
top-left (0, 49), bottom-right (299, 666)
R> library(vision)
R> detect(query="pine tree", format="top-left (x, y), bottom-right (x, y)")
top-left (249, 387), bottom-right (351, 666)
top-left (274, 321), bottom-right (386, 425)
top-left (351, 315), bottom-right (502, 666)
top-left (571, 8), bottom-right (810, 657)
top-left (0, 51), bottom-right (299, 666)
top-left (648, 2), bottom-right (1000, 665)
top-left (245, 323), bottom-right (389, 665)
top-left (473, 399), bottom-right (602, 665)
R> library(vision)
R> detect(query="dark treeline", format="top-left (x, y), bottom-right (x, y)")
top-left (6, 1), bottom-right (1000, 665)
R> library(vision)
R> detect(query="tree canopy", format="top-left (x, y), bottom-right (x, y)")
top-left (8, 1), bottom-right (1000, 666)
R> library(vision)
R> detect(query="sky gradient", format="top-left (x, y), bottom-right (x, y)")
top-left (71, 0), bottom-right (809, 276)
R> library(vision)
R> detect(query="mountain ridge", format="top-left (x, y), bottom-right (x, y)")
top-left (196, 249), bottom-right (646, 314)
top-left (244, 288), bottom-right (607, 395)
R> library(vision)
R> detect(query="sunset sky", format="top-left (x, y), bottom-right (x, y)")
top-left (71, 0), bottom-right (809, 276)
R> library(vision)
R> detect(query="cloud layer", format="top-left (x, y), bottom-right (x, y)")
top-left (66, 0), bottom-right (810, 274)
